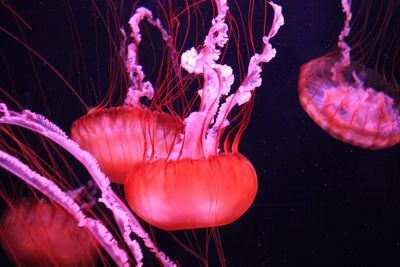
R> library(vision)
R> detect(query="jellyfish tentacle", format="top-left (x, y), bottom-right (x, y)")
top-left (123, 7), bottom-right (178, 108)
top-left (179, 1), bottom-right (284, 158)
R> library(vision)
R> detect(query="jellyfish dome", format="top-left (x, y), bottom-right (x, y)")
top-left (71, 107), bottom-right (183, 184)
top-left (0, 199), bottom-right (98, 267)
top-left (298, 0), bottom-right (400, 149)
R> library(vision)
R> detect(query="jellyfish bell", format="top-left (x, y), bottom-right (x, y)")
top-left (125, 153), bottom-right (257, 230)
top-left (71, 106), bottom-right (183, 184)
top-left (298, 0), bottom-right (400, 149)
top-left (0, 198), bottom-right (98, 267)
top-left (299, 53), bottom-right (400, 149)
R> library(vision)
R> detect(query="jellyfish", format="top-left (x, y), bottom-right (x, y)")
top-left (0, 198), bottom-right (99, 266)
top-left (71, 2), bottom-right (284, 230)
top-left (298, 0), bottom-right (400, 149)
top-left (0, 0), bottom-right (284, 265)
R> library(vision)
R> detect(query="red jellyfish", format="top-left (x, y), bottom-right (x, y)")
top-left (0, 199), bottom-right (98, 267)
top-left (72, 1), bottom-right (285, 230)
top-left (299, 0), bottom-right (400, 149)
top-left (70, 7), bottom-right (185, 185)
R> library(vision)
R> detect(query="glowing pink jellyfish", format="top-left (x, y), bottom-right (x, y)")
top-left (71, 1), bottom-right (284, 231)
top-left (0, 0), bottom-right (284, 266)
top-left (0, 199), bottom-right (99, 266)
top-left (299, 0), bottom-right (400, 149)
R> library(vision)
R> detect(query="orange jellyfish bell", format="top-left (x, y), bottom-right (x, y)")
top-left (0, 199), bottom-right (98, 267)
top-left (71, 106), bottom-right (182, 184)
top-left (299, 0), bottom-right (400, 149)
top-left (125, 153), bottom-right (257, 230)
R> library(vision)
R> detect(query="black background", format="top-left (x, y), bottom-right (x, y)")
top-left (1, 1), bottom-right (400, 266)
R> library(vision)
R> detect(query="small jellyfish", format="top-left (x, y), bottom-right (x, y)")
top-left (299, 0), bottom-right (400, 149)
top-left (0, 199), bottom-right (98, 267)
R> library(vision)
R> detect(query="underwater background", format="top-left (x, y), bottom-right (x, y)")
top-left (1, 1), bottom-right (399, 266)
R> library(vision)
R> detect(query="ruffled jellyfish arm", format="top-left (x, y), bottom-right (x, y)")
top-left (0, 149), bottom-right (130, 267)
top-left (219, 2), bottom-right (284, 108)
top-left (179, 1), bottom-right (284, 158)
top-left (331, 0), bottom-right (352, 82)
top-left (123, 7), bottom-right (178, 108)
top-left (0, 103), bottom-right (176, 267)
top-left (178, 0), bottom-right (231, 158)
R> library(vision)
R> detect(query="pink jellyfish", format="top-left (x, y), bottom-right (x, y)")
top-left (299, 0), bottom-right (400, 149)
